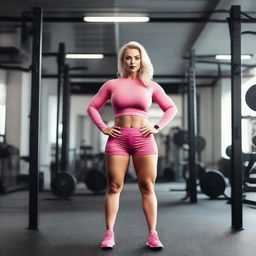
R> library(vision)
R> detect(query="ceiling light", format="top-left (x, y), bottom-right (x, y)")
top-left (215, 54), bottom-right (252, 60)
top-left (83, 16), bottom-right (149, 22)
top-left (66, 54), bottom-right (104, 59)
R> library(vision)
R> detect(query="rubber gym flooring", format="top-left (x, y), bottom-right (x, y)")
top-left (0, 182), bottom-right (256, 256)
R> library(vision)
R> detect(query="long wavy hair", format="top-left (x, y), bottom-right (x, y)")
top-left (117, 41), bottom-right (154, 87)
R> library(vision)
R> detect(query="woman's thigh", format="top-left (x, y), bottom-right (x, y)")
top-left (132, 154), bottom-right (158, 183)
top-left (105, 154), bottom-right (130, 184)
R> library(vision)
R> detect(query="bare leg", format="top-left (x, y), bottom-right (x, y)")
top-left (104, 154), bottom-right (130, 230)
top-left (132, 154), bottom-right (158, 233)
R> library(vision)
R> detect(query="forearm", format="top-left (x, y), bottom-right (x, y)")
top-left (155, 105), bottom-right (178, 132)
top-left (87, 104), bottom-right (107, 132)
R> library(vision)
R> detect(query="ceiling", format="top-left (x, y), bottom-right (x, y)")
top-left (0, 0), bottom-right (256, 94)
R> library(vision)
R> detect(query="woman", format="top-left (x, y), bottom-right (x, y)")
top-left (86, 41), bottom-right (177, 249)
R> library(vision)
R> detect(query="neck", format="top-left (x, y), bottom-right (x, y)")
top-left (124, 72), bottom-right (139, 79)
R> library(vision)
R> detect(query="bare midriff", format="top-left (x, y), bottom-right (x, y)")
top-left (114, 115), bottom-right (149, 128)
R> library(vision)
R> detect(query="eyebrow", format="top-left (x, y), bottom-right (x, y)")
top-left (125, 55), bottom-right (140, 57)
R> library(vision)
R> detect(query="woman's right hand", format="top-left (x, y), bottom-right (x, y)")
top-left (102, 126), bottom-right (122, 137)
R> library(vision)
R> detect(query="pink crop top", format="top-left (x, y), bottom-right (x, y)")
top-left (86, 78), bottom-right (177, 132)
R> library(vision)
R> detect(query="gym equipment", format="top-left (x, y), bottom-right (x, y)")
top-left (69, 142), bottom-right (107, 193)
top-left (157, 132), bottom-right (178, 182)
top-left (182, 162), bottom-right (206, 180)
top-left (0, 143), bottom-right (28, 194)
top-left (83, 152), bottom-right (107, 193)
top-left (50, 44), bottom-right (77, 198)
top-left (179, 162), bottom-right (206, 200)
top-left (245, 84), bottom-right (256, 111)
top-left (244, 167), bottom-right (256, 191)
top-left (171, 161), bottom-right (206, 198)
top-left (173, 129), bottom-right (188, 148)
top-left (229, 6), bottom-right (244, 230)
top-left (199, 170), bottom-right (227, 199)
top-left (187, 48), bottom-right (197, 203)
top-left (172, 129), bottom-right (206, 153)
top-left (226, 145), bottom-right (231, 158)
top-left (51, 172), bottom-right (77, 198)
top-left (218, 157), bottom-right (231, 180)
top-left (170, 126), bottom-right (207, 198)
top-left (75, 145), bottom-right (94, 182)
top-left (225, 145), bottom-right (256, 195)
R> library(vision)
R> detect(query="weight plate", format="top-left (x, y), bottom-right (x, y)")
top-left (245, 84), bottom-right (256, 111)
top-left (196, 135), bottom-right (206, 152)
top-left (173, 130), bottom-right (188, 147)
top-left (226, 145), bottom-right (232, 158)
top-left (51, 172), bottom-right (76, 198)
top-left (199, 170), bottom-right (226, 199)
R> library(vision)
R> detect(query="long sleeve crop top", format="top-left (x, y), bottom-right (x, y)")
top-left (86, 78), bottom-right (177, 132)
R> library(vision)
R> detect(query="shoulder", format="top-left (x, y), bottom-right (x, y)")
top-left (100, 79), bottom-right (118, 90)
top-left (150, 80), bottom-right (164, 92)
top-left (103, 78), bottom-right (121, 86)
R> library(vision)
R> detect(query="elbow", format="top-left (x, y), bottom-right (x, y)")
top-left (86, 103), bottom-right (92, 116)
top-left (167, 104), bottom-right (178, 116)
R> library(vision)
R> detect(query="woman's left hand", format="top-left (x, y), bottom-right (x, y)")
top-left (140, 125), bottom-right (159, 136)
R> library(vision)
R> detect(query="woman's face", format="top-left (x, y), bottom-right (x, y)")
top-left (123, 48), bottom-right (141, 76)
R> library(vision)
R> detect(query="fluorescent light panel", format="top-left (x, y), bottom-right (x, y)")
top-left (83, 16), bottom-right (149, 22)
top-left (215, 54), bottom-right (252, 60)
top-left (66, 54), bottom-right (104, 59)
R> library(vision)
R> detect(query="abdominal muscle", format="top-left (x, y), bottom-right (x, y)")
top-left (114, 115), bottom-right (149, 128)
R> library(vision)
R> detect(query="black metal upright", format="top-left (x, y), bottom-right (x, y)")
top-left (196, 94), bottom-right (201, 162)
top-left (61, 64), bottom-right (70, 171)
top-left (55, 43), bottom-right (65, 174)
top-left (188, 48), bottom-right (197, 203)
top-left (229, 5), bottom-right (243, 230)
top-left (28, 7), bottom-right (43, 230)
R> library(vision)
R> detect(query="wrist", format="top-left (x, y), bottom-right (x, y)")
top-left (153, 124), bottom-right (160, 130)
top-left (153, 124), bottom-right (160, 133)
top-left (101, 126), bottom-right (107, 132)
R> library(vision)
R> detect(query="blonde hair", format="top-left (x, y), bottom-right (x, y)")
top-left (117, 41), bottom-right (154, 87)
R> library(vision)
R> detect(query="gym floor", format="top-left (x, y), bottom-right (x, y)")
top-left (0, 183), bottom-right (255, 256)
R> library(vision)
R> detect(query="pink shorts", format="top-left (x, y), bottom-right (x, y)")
top-left (105, 127), bottom-right (158, 156)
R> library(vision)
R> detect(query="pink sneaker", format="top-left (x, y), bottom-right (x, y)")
top-left (146, 231), bottom-right (164, 249)
top-left (100, 230), bottom-right (115, 248)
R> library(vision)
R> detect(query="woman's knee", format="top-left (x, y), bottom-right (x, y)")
top-left (138, 181), bottom-right (155, 195)
top-left (107, 182), bottom-right (123, 194)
